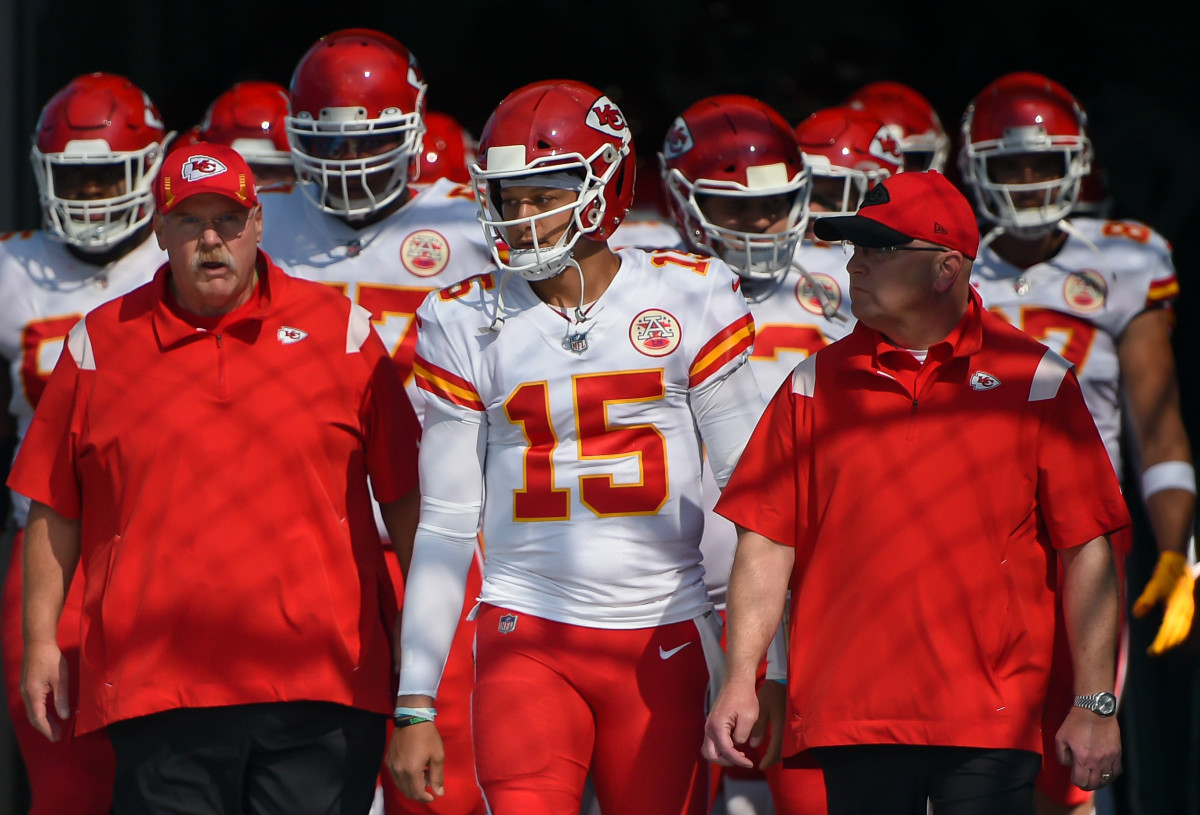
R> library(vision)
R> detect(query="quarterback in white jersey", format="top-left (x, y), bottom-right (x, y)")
top-left (391, 80), bottom-right (761, 815)
top-left (412, 246), bottom-right (755, 625)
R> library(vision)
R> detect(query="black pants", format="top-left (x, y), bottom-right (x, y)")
top-left (107, 701), bottom-right (386, 815)
top-left (811, 744), bottom-right (1042, 815)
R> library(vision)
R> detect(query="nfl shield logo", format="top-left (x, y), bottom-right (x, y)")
top-left (498, 613), bottom-right (518, 634)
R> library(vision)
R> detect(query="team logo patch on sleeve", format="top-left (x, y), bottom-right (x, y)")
top-left (1063, 270), bottom-right (1107, 313)
top-left (796, 273), bottom-right (842, 315)
top-left (970, 371), bottom-right (1001, 391)
top-left (630, 309), bottom-right (682, 357)
top-left (497, 613), bottom-right (518, 634)
top-left (400, 230), bottom-right (451, 277)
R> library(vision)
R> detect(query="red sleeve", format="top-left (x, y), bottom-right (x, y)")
top-left (1036, 371), bottom-right (1131, 548)
top-left (359, 326), bottom-right (420, 504)
top-left (6, 344), bottom-right (84, 518)
top-left (714, 375), bottom-right (804, 547)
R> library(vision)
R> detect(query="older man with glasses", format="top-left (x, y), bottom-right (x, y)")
top-left (9, 142), bottom-right (421, 815)
top-left (703, 170), bottom-right (1128, 815)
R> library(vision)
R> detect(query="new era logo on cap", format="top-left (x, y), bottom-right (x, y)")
top-left (812, 170), bottom-right (980, 259)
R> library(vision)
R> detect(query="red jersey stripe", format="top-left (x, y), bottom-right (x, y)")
top-left (689, 313), bottom-right (755, 388)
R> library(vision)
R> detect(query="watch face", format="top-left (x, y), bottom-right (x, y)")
top-left (1096, 692), bottom-right (1117, 716)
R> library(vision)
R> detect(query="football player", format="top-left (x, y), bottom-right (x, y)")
top-left (844, 80), bottom-right (950, 173)
top-left (416, 110), bottom-right (474, 185)
top-left (0, 71), bottom-right (171, 815)
top-left (259, 28), bottom-right (493, 815)
top-left (199, 80), bottom-right (294, 191)
top-left (388, 79), bottom-right (762, 815)
top-left (960, 71), bottom-right (1195, 815)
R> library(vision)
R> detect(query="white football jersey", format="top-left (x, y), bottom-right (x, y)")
top-left (971, 217), bottom-right (1178, 475)
top-left (414, 248), bottom-right (757, 627)
top-left (609, 211), bottom-right (682, 251)
top-left (259, 177), bottom-right (493, 405)
top-left (0, 230), bottom-right (165, 525)
top-left (700, 239), bottom-right (858, 606)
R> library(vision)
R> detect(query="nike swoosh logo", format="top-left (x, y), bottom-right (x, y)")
top-left (659, 643), bottom-right (692, 660)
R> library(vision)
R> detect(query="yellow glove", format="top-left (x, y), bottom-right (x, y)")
top-left (1132, 551), bottom-right (1195, 655)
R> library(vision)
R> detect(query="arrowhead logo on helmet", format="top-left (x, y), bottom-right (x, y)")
top-left (586, 97), bottom-right (629, 138)
top-left (662, 118), bottom-right (694, 159)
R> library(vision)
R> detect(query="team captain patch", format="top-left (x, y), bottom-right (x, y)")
top-left (630, 308), bottom-right (682, 357)
top-left (400, 229), bottom-right (451, 277)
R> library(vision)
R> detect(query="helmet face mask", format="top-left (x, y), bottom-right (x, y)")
top-left (803, 160), bottom-right (890, 218)
top-left (665, 170), bottom-right (809, 282)
top-left (959, 72), bottom-right (1092, 238)
top-left (31, 73), bottom-right (169, 253)
top-left (471, 81), bottom-right (634, 281)
top-left (287, 29), bottom-right (428, 220)
top-left (659, 95), bottom-right (810, 282)
top-left (485, 172), bottom-right (592, 280)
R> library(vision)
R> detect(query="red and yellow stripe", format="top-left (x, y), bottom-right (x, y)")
top-left (689, 313), bottom-right (755, 388)
top-left (413, 354), bottom-right (484, 411)
top-left (1147, 274), bottom-right (1180, 305)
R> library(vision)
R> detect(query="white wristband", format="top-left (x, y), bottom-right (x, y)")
top-left (1141, 461), bottom-right (1196, 501)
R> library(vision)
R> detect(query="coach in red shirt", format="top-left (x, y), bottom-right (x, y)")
top-left (702, 171), bottom-right (1129, 814)
top-left (9, 143), bottom-right (420, 815)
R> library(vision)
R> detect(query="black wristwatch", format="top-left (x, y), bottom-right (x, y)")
top-left (1073, 691), bottom-right (1117, 717)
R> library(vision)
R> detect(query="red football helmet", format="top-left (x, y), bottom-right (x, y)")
top-left (958, 72), bottom-right (1092, 237)
top-left (200, 80), bottom-right (291, 173)
top-left (845, 81), bottom-right (949, 173)
top-left (659, 94), bottom-right (810, 281)
top-left (286, 28), bottom-right (427, 219)
top-left (31, 72), bottom-right (170, 252)
top-left (171, 125), bottom-right (204, 154)
top-left (472, 79), bottom-right (635, 280)
top-left (794, 106), bottom-right (902, 218)
top-left (418, 110), bottom-right (474, 185)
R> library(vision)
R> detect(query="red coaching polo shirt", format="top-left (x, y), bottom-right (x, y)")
top-left (9, 251), bottom-right (419, 734)
top-left (715, 292), bottom-right (1129, 756)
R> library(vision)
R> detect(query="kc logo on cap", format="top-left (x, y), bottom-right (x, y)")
top-left (181, 156), bottom-right (228, 182)
top-left (154, 141), bottom-right (259, 215)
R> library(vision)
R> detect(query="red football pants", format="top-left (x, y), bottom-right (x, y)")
top-left (472, 605), bottom-right (711, 815)
top-left (2, 529), bottom-right (115, 815)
